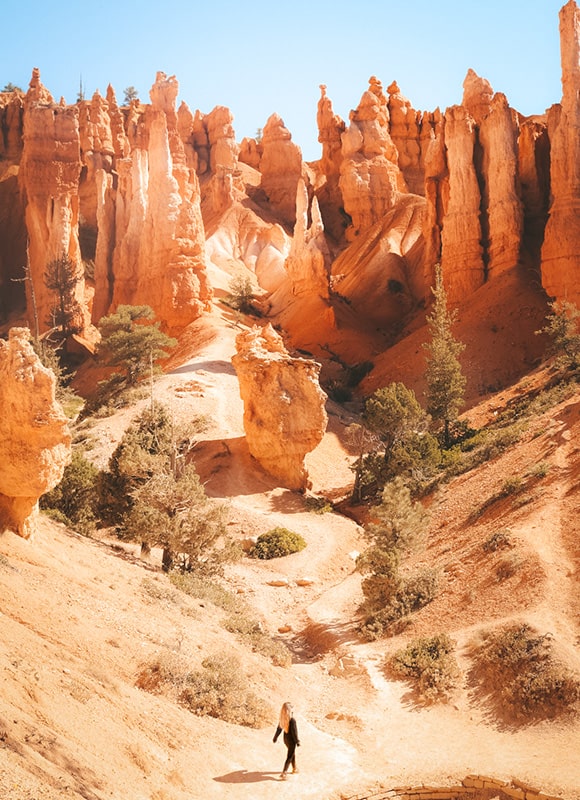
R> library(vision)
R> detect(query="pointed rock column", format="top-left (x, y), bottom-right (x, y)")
top-left (440, 105), bottom-right (485, 301)
top-left (19, 69), bottom-right (85, 335)
top-left (232, 324), bottom-right (328, 491)
top-left (541, 0), bottom-right (580, 305)
top-left (108, 72), bottom-right (211, 329)
top-left (0, 328), bottom-right (71, 538)
top-left (479, 93), bottom-right (523, 277)
top-left (339, 76), bottom-right (407, 240)
top-left (260, 114), bottom-right (303, 228)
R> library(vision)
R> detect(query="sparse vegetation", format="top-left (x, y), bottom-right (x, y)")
top-left (536, 299), bottom-right (580, 371)
top-left (250, 527), bottom-right (306, 559)
top-left (471, 623), bottom-right (580, 720)
top-left (136, 651), bottom-right (272, 728)
top-left (389, 634), bottom-right (459, 702)
top-left (170, 572), bottom-right (291, 666)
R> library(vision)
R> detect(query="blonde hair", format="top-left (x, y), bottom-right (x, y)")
top-left (278, 702), bottom-right (293, 733)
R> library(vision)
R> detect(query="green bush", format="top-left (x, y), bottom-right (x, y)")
top-left (472, 623), bottom-right (580, 720)
top-left (390, 634), bottom-right (459, 701)
top-left (250, 527), bottom-right (306, 559)
top-left (40, 449), bottom-right (100, 534)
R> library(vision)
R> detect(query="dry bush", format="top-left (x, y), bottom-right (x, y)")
top-left (471, 623), bottom-right (580, 720)
top-left (179, 655), bottom-right (272, 728)
top-left (389, 634), bottom-right (459, 702)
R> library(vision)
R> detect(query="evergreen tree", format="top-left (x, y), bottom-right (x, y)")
top-left (423, 265), bottom-right (466, 448)
top-left (97, 305), bottom-right (176, 387)
top-left (123, 86), bottom-right (139, 104)
top-left (44, 253), bottom-right (83, 340)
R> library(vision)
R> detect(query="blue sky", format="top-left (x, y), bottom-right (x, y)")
top-left (1, 0), bottom-right (567, 160)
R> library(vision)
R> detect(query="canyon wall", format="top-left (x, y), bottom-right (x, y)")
top-left (1, 1), bottom-right (579, 343)
top-left (541, 0), bottom-right (580, 306)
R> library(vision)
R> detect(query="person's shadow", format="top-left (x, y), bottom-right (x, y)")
top-left (214, 770), bottom-right (281, 783)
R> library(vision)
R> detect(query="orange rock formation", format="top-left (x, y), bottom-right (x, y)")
top-left (541, 0), bottom-right (580, 305)
top-left (232, 324), bottom-right (328, 491)
top-left (0, 328), bottom-right (71, 538)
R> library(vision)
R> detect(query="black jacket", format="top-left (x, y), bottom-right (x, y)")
top-left (273, 717), bottom-right (300, 747)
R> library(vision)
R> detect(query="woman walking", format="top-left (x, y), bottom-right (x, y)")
top-left (273, 702), bottom-right (300, 779)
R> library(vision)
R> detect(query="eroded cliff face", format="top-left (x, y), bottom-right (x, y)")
top-left (1, 1), bottom-right (578, 359)
top-left (541, 0), bottom-right (580, 305)
top-left (0, 328), bottom-right (71, 538)
top-left (19, 69), bottom-right (86, 336)
top-left (98, 72), bottom-right (211, 330)
top-left (232, 324), bottom-right (328, 491)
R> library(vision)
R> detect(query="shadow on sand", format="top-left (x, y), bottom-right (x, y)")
top-left (214, 770), bottom-right (281, 783)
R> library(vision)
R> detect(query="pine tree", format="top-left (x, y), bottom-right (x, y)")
top-left (44, 253), bottom-right (83, 340)
top-left (423, 265), bottom-right (466, 448)
top-left (97, 305), bottom-right (176, 387)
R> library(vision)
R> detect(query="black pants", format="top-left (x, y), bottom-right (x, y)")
top-left (283, 735), bottom-right (296, 772)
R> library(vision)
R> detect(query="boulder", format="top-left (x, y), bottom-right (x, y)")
top-left (0, 328), bottom-right (71, 538)
top-left (232, 324), bottom-right (328, 491)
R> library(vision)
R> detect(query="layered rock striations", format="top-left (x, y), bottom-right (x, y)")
top-left (99, 72), bottom-right (211, 329)
top-left (541, 0), bottom-right (580, 305)
top-left (0, 328), bottom-right (71, 538)
top-left (232, 324), bottom-right (328, 491)
top-left (19, 69), bottom-right (86, 335)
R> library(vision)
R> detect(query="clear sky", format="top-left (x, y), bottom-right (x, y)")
top-left (1, 0), bottom-right (567, 161)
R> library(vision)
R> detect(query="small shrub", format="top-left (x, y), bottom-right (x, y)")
top-left (225, 275), bottom-right (255, 314)
top-left (495, 553), bottom-right (524, 582)
top-left (179, 654), bottom-right (272, 728)
top-left (527, 461), bottom-right (551, 479)
top-left (472, 623), bottom-right (580, 720)
top-left (390, 634), bottom-right (459, 701)
top-left (359, 568), bottom-right (439, 640)
top-left (250, 527), bottom-right (306, 559)
top-left (499, 476), bottom-right (523, 497)
top-left (304, 495), bottom-right (333, 514)
top-left (483, 530), bottom-right (513, 553)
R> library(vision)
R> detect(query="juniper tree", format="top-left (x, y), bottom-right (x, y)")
top-left (423, 265), bottom-right (466, 448)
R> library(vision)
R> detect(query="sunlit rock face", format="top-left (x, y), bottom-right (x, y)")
top-left (541, 0), bottom-right (580, 305)
top-left (339, 76), bottom-right (407, 240)
top-left (259, 113), bottom-right (303, 229)
top-left (0, 328), bottom-right (71, 539)
top-left (232, 324), bottom-right (328, 491)
top-left (19, 68), bottom-right (86, 335)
